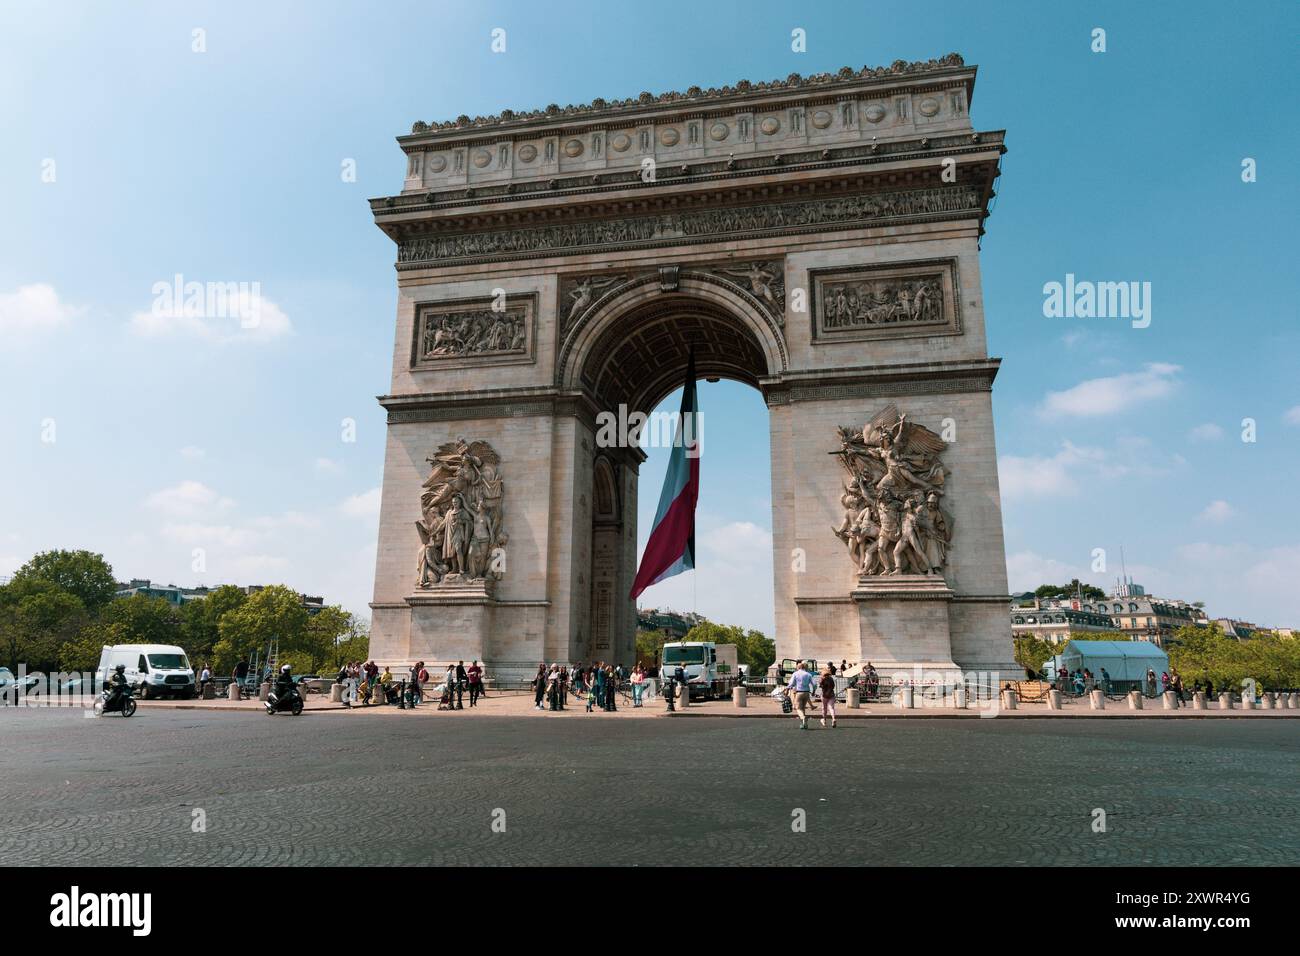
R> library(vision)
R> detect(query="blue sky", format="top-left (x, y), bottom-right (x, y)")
top-left (2, 0), bottom-right (1296, 633)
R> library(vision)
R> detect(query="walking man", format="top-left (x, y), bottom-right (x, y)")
top-left (788, 660), bottom-right (815, 730)
top-left (455, 660), bottom-right (467, 710)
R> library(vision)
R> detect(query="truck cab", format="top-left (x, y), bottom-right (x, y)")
top-left (660, 641), bottom-right (740, 701)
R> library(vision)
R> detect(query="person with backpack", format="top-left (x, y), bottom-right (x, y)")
top-left (818, 665), bottom-right (838, 728)
top-left (788, 661), bottom-right (815, 730)
top-left (466, 660), bottom-right (483, 707)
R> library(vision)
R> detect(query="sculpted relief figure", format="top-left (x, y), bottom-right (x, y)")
top-left (565, 274), bottom-right (627, 326)
top-left (415, 439), bottom-right (508, 588)
top-left (831, 405), bottom-right (953, 577)
top-left (421, 308), bottom-right (525, 358)
top-left (822, 275), bottom-right (943, 330)
top-left (721, 262), bottom-right (785, 316)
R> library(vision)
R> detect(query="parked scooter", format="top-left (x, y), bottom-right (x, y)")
top-left (265, 685), bottom-right (304, 716)
top-left (93, 684), bottom-right (137, 718)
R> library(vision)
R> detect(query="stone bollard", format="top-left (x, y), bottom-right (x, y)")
top-left (1260, 693), bottom-right (1273, 710)
top-left (846, 687), bottom-right (860, 709)
top-left (1241, 694), bottom-right (1255, 711)
top-left (678, 684), bottom-right (689, 708)
top-left (1162, 691), bottom-right (1177, 710)
top-left (733, 686), bottom-right (746, 708)
top-left (954, 685), bottom-right (968, 710)
top-left (1193, 692), bottom-right (1206, 711)
top-left (1128, 690), bottom-right (1143, 710)
top-left (1291, 693), bottom-right (1299, 709)
top-left (202, 683), bottom-right (216, 700)
top-left (1279, 693), bottom-right (1291, 710)
top-left (1047, 689), bottom-right (1062, 710)
top-left (898, 685), bottom-right (914, 709)
top-left (330, 682), bottom-right (343, 703)
top-left (1219, 692), bottom-right (1233, 710)
top-left (1089, 689), bottom-right (1105, 711)
top-left (258, 681), bottom-right (270, 702)
top-left (1001, 687), bottom-right (1017, 711)
top-left (227, 683), bottom-right (241, 702)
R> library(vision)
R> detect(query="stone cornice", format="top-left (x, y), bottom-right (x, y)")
top-left (372, 130), bottom-right (1004, 220)
top-left (763, 358), bottom-right (1001, 405)
top-left (401, 55), bottom-right (972, 141)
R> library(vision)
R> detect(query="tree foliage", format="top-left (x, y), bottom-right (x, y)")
top-left (1034, 580), bottom-right (1105, 601)
top-left (12, 550), bottom-right (117, 614)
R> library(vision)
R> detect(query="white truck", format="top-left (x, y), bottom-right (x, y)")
top-left (96, 644), bottom-right (196, 700)
top-left (660, 641), bottom-right (740, 701)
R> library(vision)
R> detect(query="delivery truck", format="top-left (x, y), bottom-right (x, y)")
top-left (659, 641), bottom-right (740, 701)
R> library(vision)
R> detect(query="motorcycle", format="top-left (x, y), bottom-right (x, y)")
top-left (265, 685), bottom-right (304, 716)
top-left (93, 684), bottom-right (137, 718)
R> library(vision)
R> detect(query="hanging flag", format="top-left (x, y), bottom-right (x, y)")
top-left (630, 351), bottom-right (700, 599)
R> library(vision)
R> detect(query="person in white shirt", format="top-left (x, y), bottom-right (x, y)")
top-left (787, 661), bottom-right (816, 730)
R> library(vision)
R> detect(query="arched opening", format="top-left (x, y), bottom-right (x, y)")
top-left (565, 284), bottom-right (779, 665)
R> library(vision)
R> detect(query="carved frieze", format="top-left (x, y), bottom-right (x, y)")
top-left (398, 186), bottom-right (982, 268)
top-left (810, 258), bottom-right (961, 343)
top-left (411, 294), bottom-right (537, 369)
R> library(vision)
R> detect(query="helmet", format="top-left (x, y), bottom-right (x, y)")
top-left (281, 664), bottom-right (291, 673)
top-left (115, 664), bottom-right (125, 673)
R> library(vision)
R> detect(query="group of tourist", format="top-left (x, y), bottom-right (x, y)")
top-left (1053, 665), bottom-right (1191, 700)
top-left (530, 661), bottom-right (659, 713)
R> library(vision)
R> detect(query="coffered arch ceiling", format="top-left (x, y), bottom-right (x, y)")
top-left (578, 294), bottom-right (769, 415)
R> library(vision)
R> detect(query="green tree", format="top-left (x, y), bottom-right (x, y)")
top-left (680, 620), bottom-right (775, 674)
top-left (0, 577), bottom-right (89, 672)
top-left (212, 585), bottom-right (308, 673)
top-left (179, 585), bottom-right (248, 662)
top-left (1034, 579), bottom-right (1105, 601)
top-left (635, 628), bottom-right (674, 668)
top-left (294, 605), bottom-right (362, 674)
top-left (12, 549), bottom-right (117, 614)
top-left (101, 594), bottom-right (185, 647)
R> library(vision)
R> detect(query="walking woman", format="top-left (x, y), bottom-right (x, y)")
top-left (604, 665), bottom-right (617, 712)
top-left (592, 665), bottom-right (606, 714)
top-left (631, 664), bottom-right (645, 708)
top-left (532, 663), bottom-right (547, 711)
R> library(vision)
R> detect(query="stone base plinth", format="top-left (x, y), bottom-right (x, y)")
top-left (850, 575), bottom-right (959, 674)
top-left (407, 580), bottom-right (497, 663)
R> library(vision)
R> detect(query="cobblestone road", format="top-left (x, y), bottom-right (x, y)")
top-left (1, 708), bottom-right (1295, 866)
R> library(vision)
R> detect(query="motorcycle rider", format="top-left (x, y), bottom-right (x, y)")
top-left (273, 664), bottom-right (295, 708)
top-left (105, 663), bottom-right (129, 711)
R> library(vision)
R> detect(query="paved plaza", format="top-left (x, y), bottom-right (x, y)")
top-left (1, 707), bottom-right (1296, 866)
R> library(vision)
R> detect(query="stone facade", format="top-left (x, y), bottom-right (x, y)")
top-left (367, 55), bottom-right (1019, 680)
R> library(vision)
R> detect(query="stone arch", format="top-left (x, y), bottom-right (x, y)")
top-left (558, 272), bottom-right (786, 413)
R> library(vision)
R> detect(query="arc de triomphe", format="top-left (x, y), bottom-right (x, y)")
top-left (367, 53), bottom-right (1018, 679)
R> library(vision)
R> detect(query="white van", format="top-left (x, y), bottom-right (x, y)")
top-left (96, 644), bottom-right (196, 699)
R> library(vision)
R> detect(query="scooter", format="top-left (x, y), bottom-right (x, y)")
top-left (265, 685), bottom-right (304, 716)
top-left (94, 685), bottom-right (137, 718)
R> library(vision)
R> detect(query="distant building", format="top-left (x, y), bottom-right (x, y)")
top-left (1010, 599), bottom-right (1116, 643)
top-left (1077, 594), bottom-right (1199, 648)
top-left (1214, 618), bottom-right (1258, 640)
top-left (114, 579), bottom-right (325, 614)
top-left (636, 608), bottom-right (702, 640)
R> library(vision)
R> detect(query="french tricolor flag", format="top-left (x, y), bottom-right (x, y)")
top-left (630, 351), bottom-right (699, 599)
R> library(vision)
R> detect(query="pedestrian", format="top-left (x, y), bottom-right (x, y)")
top-left (337, 661), bottom-right (352, 707)
top-left (444, 663), bottom-right (457, 709)
top-left (467, 660), bottom-right (483, 706)
top-left (198, 662), bottom-right (212, 696)
top-left (631, 663), bottom-right (645, 707)
top-left (1145, 667), bottom-right (1157, 697)
top-left (455, 660), bottom-right (467, 710)
top-left (592, 665), bottom-right (606, 713)
top-left (840, 659), bottom-right (848, 675)
top-left (1205, 678), bottom-right (1215, 699)
top-left (818, 665), bottom-right (838, 728)
top-left (788, 660), bottom-right (815, 730)
top-left (1099, 667), bottom-right (1111, 695)
top-left (411, 661), bottom-right (426, 705)
top-left (532, 664), bottom-right (547, 711)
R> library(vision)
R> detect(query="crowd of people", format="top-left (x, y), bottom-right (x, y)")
top-left (530, 661), bottom-right (659, 713)
top-left (1053, 665), bottom-right (1191, 700)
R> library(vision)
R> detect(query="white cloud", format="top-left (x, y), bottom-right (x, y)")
top-left (314, 457), bottom-right (342, 473)
top-left (1038, 363), bottom-right (1180, 419)
top-left (340, 487), bottom-right (382, 519)
top-left (130, 287), bottom-right (292, 344)
top-left (1188, 423), bottom-right (1224, 441)
top-left (179, 445), bottom-right (206, 460)
top-left (998, 442), bottom-right (1104, 499)
top-left (1284, 406), bottom-right (1300, 426)
top-left (145, 480), bottom-right (235, 516)
top-left (160, 522), bottom-right (260, 549)
top-left (0, 283), bottom-right (84, 334)
top-left (1197, 500), bottom-right (1236, 523)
